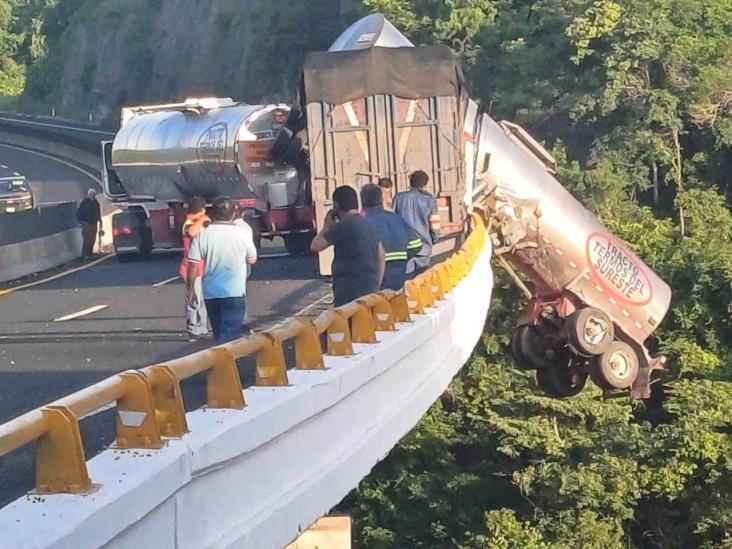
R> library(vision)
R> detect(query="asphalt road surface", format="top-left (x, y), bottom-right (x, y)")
top-left (0, 143), bottom-right (331, 507)
top-left (0, 143), bottom-right (98, 204)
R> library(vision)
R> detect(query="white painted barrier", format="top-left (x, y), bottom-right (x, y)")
top-left (0, 241), bottom-right (493, 549)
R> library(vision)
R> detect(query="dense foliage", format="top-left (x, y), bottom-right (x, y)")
top-left (0, 0), bottom-right (730, 546)
top-left (339, 1), bottom-right (732, 547)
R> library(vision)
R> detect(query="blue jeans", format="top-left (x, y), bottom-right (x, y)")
top-left (204, 297), bottom-right (245, 343)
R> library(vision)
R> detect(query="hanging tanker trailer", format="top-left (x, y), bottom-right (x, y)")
top-left (101, 98), bottom-right (315, 260)
top-left (467, 115), bottom-right (672, 399)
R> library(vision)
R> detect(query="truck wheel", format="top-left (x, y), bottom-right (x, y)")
top-left (283, 233), bottom-right (313, 256)
top-left (564, 307), bottom-right (614, 355)
top-left (511, 325), bottom-right (555, 370)
top-left (536, 367), bottom-right (587, 398)
top-left (591, 341), bottom-right (639, 390)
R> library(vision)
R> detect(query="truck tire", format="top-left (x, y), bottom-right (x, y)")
top-left (283, 233), bottom-right (313, 256)
top-left (564, 307), bottom-right (614, 355)
top-left (511, 325), bottom-right (555, 370)
top-left (536, 367), bottom-right (587, 398)
top-left (591, 341), bottom-right (639, 390)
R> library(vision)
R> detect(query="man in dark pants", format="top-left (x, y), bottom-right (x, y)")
top-left (311, 185), bottom-right (385, 306)
top-left (76, 188), bottom-right (102, 257)
top-left (186, 196), bottom-right (257, 343)
top-left (361, 184), bottom-right (422, 291)
top-left (393, 170), bottom-right (441, 278)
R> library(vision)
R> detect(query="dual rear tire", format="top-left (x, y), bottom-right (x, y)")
top-left (512, 307), bottom-right (641, 398)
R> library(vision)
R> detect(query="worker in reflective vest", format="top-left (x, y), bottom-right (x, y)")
top-left (393, 170), bottom-right (441, 278)
top-left (361, 184), bottom-right (422, 291)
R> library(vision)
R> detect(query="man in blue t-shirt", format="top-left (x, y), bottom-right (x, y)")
top-left (311, 186), bottom-right (385, 306)
top-left (187, 196), bottom-right (257, 343)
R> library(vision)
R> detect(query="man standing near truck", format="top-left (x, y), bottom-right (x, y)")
top-left (76, 188), bottom-right (102, 258)
top-left (187, 196), bottom-right (257, 343)
top-left (311, 185), bottom-right (385, 306)
top-left (393, 170), bottom-right (441, 277)
top-left (361, 184), bottom-right (421, 291)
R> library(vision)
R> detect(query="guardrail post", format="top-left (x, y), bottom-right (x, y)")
top-left (256, 334), bottom-right (289, 386)
top-left (116, 371), bottom-right (163, 449)
top-left (430, 268), bottom-right (446, 300)
top-left (36, 406), bottom-right (92, 494)
top-left (372, 295), bottom-right (396, 332)
top-left (388, 292), bottom-right (411, 323)
top-left (352, 302), bottom-right (377, 343)
top-left (147, 366), bottom-right (189, 438)
top-left (208, 348), bottom-right (246, 408)
top-left (418, 276), bottom-right (435, 309)
top-left (294, 319), bottom-right (324, 370)
top-left (327, 311), bottom-right (353, 356)
top-left (405, 280), bottom-right (424, 315)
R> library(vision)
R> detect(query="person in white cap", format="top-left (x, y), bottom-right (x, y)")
top-left (76, 188), bottom-right (102, 257)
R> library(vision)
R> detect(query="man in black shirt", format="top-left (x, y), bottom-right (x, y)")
top-left (311, 185), bottom-right (385, 306)
top-left (76, 188), bottom-right (102, 257)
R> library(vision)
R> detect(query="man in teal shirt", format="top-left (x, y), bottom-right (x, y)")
top-left (187, 196), bottom-right (257, 343)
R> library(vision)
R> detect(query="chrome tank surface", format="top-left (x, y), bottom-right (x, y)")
top-left (477, 115), bottom-right (671, 343)
top-left (329, 13), bottom-right (414, 52)
top-left (112, 103), bottom-right (298, 204)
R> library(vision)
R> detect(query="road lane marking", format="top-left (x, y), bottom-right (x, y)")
top-left (54, 304), bottom-right (108, 322)
top-left (0, 253), bottom-right (116, 297)
top-left (153, 275), bottom-right (180, 287)
top-left (12, 171), bottom-right (20, 176)
top-left (270, 293), bottom-right (333, 330)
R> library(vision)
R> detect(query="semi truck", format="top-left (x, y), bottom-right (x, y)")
top-left (101, 13), bottom-right (671, 399)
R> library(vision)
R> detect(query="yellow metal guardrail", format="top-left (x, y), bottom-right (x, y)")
top-left (0, 214), bottom-right (486, 495)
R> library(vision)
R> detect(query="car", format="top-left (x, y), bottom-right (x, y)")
top-left (0, 175), bottom-right (34, 213)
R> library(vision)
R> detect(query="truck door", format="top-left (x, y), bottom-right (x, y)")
top-left (101, 141), bottom-right (128, 200)
top-left (392, 96), bottom-right (462, 231)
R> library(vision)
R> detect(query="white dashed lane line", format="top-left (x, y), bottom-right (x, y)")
top-left (54, 304), bottom-right (109, 322)
top-left (153, 275), bottom-right (181, 287)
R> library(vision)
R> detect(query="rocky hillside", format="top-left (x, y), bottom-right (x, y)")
top-left (22, 0), bottom-right (358, 124)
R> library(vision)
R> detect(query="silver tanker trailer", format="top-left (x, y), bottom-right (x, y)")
top-left (472, 116), bottom-right (671, 399)
top-left (102, 97), bottom-right (314, 260)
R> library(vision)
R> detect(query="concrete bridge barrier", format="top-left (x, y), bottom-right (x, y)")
top-left (0, 203), bottom-right (82, 283)
top-left (0, 218), bottom-right (493, 549)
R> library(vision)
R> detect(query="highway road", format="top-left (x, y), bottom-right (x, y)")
top-left (0, 143), bottom-right (98, 204)
top-left (0, 143), bottom-right (331, 507)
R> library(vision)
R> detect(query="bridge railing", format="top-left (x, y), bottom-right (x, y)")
top-left (0, 214), bottom-right (486, 496)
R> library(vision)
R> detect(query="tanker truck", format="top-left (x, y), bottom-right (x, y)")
top-left (101, 98), bottom-right (314, 261)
